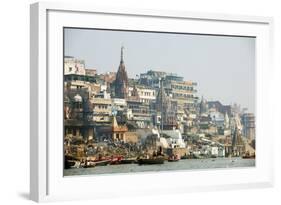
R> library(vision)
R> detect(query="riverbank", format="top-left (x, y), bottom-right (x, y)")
top-left (64, 157), bottom-right (255, 176)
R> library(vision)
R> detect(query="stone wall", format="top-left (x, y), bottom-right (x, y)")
top-left (125, 132), bottom-right (140, 143)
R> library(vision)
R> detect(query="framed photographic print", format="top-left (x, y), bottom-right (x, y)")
top-left (30, 2), bottom-right (274, 202)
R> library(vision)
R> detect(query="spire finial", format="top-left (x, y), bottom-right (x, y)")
top-left (121, 45), bottom-right (124, 63)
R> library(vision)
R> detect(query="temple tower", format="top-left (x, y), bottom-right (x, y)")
top-left (115, 46), bottom-right (129, 99)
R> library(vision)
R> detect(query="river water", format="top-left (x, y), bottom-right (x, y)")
top-left (64, 158), bottom-right (255, 176)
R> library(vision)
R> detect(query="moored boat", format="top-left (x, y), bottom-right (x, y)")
top-left (83, 160), bottom-right (96, 168)
top-left (242, 154), bottom-right (255, 159)
top-left (120, 157), bottom-right (137, 164)
top-left (180, 154), bottom-right (191, 160)
top-left (64, 155), bottom-right (81, 169)
top-left (138, 157), bottom-right (165, 165)
top-left (110, 156), bottom-right (123, 165)
top-left (94, 159), bottom-right (111, 166)
top-left (168, 154), bottom-right (180, 162)
top-left (65, 160), bottom-right (81, 169)
top-left (242, 151), bottom-right (255, 159)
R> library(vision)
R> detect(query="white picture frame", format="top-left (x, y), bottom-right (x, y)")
top-left (30, 2), bottom-right (274, 202)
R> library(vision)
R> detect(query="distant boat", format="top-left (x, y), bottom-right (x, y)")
top-left (94, 159), bottom-right (111, 166)
top-left (110, 156), bottom-right (123, 165)
top-left (65, 160), bottom-right (81, 169)
top-left (168, 154), bottom-right (180, 162)
top-left (138, 157), bottom-right (165, 165)
top-left (120, 157), bottom-right (137, 164)
top-left (83, 160), bottom-right (96, 168)
top-left (242, 155), bottom-right (255, 159)
top-left (64, 155), bottom-right (81, 169)
top-left (242, 154), bottom-right (255, 159)
top-left (180, 154), bottom-right (191, 160)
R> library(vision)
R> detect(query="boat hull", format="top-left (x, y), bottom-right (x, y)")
top-left (94, 160), bottom-right (111, 166)
top-left (65, 160), bottom-right (81, 169)
top-left (138, 158), bottom-right (164, 165)
top-left (120, 159), bottom-right (137, 164)
top-left (168, 159), bottom-right (179, 162)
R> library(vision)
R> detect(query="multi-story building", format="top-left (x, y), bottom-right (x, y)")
top-left (112, 98), bottom-right (127, 112)
top-left (138, 87), bottom-right (156, 104)
top-left (166, 80), bottom-right (198, 112)
top-left (208, 101), bottom-right (232, 117)
top-left (125, 86), bottom-right (152, 128)
top-left (64, 56), bottom-right (86, 75)
top-left (128, 85), bottom-right (156, 104)
top-left (91, 98), bottom-right (112, 123)
top-left (127, 99), bottom-right (152, 128)
top-left (139, 70), bottom-right (166, 88)
top-left (85, 68), bottom-right (97, 77)
top-left (64, 57), bottom-right (96, 92)
top-left (99, 72), bottom-right (116, 84)
top-left (241, 113), bottom-right (255, 140)
top-left (165, 73), bottom-right (183, 83)
top-left (64, 89), bottom-right (95, 141)
top-left (64, 74), bottom-right (96, 90)
top-left (209, 110), bottom-right (225, 127)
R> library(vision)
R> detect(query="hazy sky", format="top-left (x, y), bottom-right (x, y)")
top-left (64, 28), bottom-right (255, 113)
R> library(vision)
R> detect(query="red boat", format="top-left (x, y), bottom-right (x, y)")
top-left (110, 156), bottom-right (123, 165)
top-left (93, 155), bottom-right (112, 166)
top-left (94, 159), bottom-right (111, 166)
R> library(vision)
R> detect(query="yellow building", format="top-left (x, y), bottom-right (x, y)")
top-left (167, 81), bottom-right (198, 112)
top-left (91, 98), bottom-right (112, 122)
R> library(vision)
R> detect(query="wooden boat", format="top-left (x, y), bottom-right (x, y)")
top-left (120, 157), bottom-right (137, 164)
top-left (242, 152), bottom-right (255, 159)
top-left (94, 159), bottom-right (111, 166)
top-left (242, 154), bottom-right (255, 159)
top-left (138, 157), bottom-right (165, 165)
top-left (65, 160), bottom-right (81, 169)
top-left (180, 155), bottom-right (190, 160)
top-left (83, 160), bottom-right (96, 168)
top-left (64, 155), bottom-right (81, 169)
top-left (110, 157), bottom-right (122, 165)
top-left (168, 154), bottom-right (180, 162)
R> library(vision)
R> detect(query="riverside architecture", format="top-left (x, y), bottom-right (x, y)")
top-left (64, 47), bottom-right (256, 169)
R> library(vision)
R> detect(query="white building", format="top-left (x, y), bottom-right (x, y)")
top-left (161, 129), bottom-right (186, 148)
top-left (209, 110), bottom-right (225, 127)
top-left (128, 86), bottom-right (156, 104)
top-left (85, 68), bottom-right (97, 76)
top-left (94, 84), bottom-right (111, 99)
top-left (64, 56), bottom-right (86, 75)
top-left (112, 98), bottom-right (127, 111)
top-left (138, 87), bottom-right (156, 104)
top-left (91, 98), bottom-right (112, 122)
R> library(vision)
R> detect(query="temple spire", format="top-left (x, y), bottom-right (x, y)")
top-left (115, 45), bottom-right (129, 99)
top-left (120, 46), bottom-right (124, 63)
